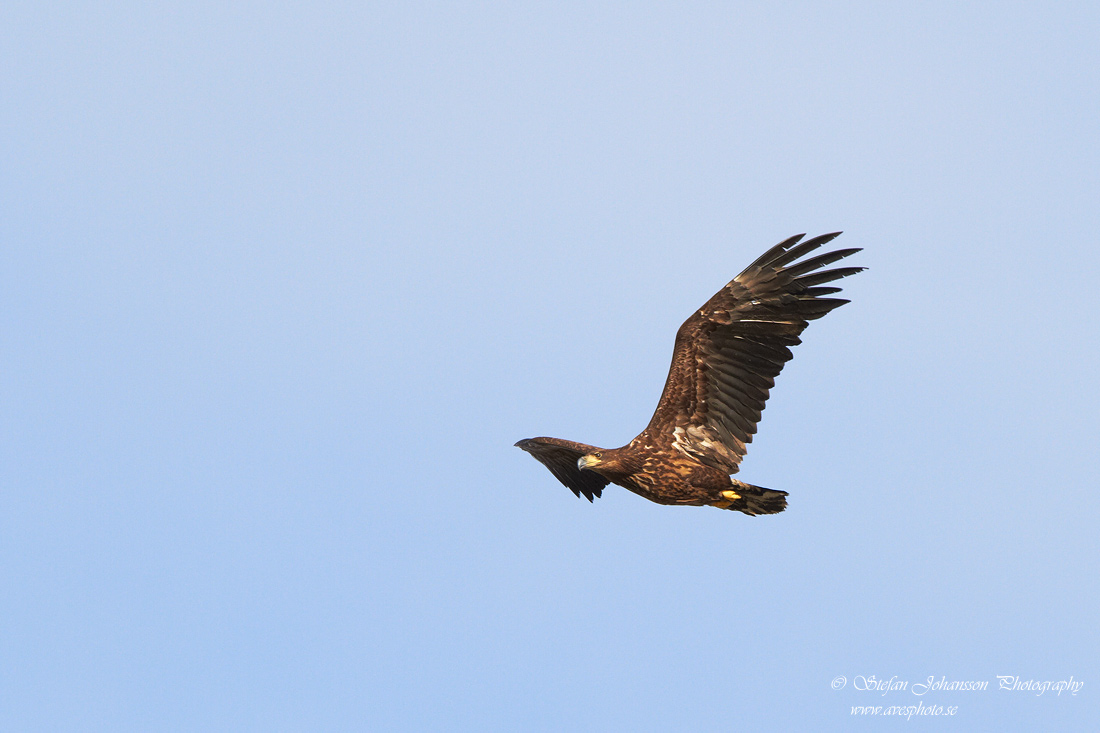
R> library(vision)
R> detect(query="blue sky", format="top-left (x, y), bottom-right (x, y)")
top-left (2, 2), bottom-right (1098, 730)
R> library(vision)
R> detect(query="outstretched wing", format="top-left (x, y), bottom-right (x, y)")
top-left (644, 232), bottom-right (863, 474)
top-left (515, 437), bottom-right (610, 501)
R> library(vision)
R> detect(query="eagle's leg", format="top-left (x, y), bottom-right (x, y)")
top-left (709, 489), bottom-right (742, 509)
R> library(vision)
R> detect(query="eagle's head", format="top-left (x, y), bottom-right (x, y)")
top-left (577, 449), bottom-right (632, 477)
top-left (576, 451), bottom-right (605, 471)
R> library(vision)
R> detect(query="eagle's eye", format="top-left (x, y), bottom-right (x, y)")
top-left (595, 452), bottom-right (602, 459)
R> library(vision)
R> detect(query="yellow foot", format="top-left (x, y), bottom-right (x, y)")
top-left (710, 490), bottom-right (742, 510)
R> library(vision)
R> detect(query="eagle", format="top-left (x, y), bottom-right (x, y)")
top-left (515, 232), bottom-right (863, 516)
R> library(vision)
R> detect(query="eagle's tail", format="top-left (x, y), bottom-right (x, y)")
top-left (715, 481), bottom-right (788, 516)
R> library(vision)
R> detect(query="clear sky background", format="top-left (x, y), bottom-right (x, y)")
top-left (3, 2), bottom-right (1098, 730)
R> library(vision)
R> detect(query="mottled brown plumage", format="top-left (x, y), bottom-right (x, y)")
top-left (515, 232), bottom-right (863, 515)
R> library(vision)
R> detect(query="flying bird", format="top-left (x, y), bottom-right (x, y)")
top-left (515, 232), bottom-right (863, 515)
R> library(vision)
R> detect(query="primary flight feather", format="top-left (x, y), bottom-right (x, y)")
top-left (515, 232), bottom-right (863, 515)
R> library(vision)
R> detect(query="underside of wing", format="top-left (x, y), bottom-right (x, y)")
top-left (515, 437), bottom-right (610, 501)
top-left (646, 232), bottom-right (864, 474)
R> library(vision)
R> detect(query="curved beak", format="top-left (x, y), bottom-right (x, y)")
top-left (577, 455), bottom-right (598, 471)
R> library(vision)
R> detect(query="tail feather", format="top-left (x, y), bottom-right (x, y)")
top-left (720, 481), bottom-right (788, 516)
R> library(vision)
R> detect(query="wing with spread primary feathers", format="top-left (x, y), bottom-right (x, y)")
top-left (644, 232), bottom-right (863, 474)
top-left (514, 437), bottom-right (610, 501)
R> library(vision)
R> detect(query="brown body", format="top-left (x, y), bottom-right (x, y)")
top-left (516, 233), bottom-right (862, 516)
